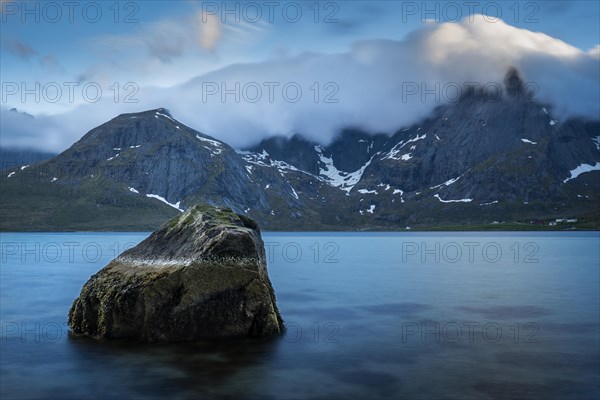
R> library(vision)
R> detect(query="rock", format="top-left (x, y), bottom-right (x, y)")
top-left (68, 205), bottom-right (284, 341)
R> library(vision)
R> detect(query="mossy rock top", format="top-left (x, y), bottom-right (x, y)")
top-left (118, 205), bottom-right (265, 265)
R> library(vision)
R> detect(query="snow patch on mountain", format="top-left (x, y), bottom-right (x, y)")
top-left (315, 145), bottom-right (373, 194)
top-left (156, 111), bottom-right (176, 123)
top-left (240, 150), bottom-right (318, 182)
top-left (592, 136), bottom-right (600, 151)
top-left (385, 134), bottom-right (426, 160)
top-left (430, 173), bottom-right (464, 189)
top-left (290, 186), bottom-right (299, 199)
top-left (358, 189), bottom-right (378, 194)
top-left (392, 188), bottom-right (405, 203)
top-left (521, 138), bottom-right (537, 144)
top-left (480, 200), bottom-right (499, 206)
top-left (146, 194), bottom-right (183, 212)
top-left (563, 162), bottom-right (600, 183)
top-left (196, 135), bottom-right (223, 155)
top-left (434, 194), bottom-right (473, 203)
top-left (239, 150), bottom-right (269, 166)
top-left (196, 135), bottom-right (222, 147)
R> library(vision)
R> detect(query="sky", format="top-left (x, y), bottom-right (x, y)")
top-left (1, 0), bottom-right (599, 151)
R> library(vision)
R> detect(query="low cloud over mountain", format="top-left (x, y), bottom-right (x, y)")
top-left (2, 14), bottom-right (598, 152)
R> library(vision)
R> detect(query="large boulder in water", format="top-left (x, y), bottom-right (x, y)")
top-left (68, 205), bottom-right (284, 341)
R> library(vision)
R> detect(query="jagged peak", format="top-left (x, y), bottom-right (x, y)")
top-left (503, 67), bottom-right (525, 97)
top-left (456, 67), bottom-right (530, 103)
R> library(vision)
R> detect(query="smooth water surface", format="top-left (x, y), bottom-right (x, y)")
top-left (1, 232), bottom-right (599, 399)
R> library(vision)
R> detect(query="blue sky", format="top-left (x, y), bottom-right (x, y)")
top-left (2, 1), bottom-right (599, 95)
top-left (1, 1), bottom-right (599, 150)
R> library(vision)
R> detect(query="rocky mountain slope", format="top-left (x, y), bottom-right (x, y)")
top-left (2, 71), bottom-right (599, 231)
top-left (0, 148), bottom-right (56, 167)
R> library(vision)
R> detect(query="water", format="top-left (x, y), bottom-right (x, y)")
top-left (1, 232), bottom-right (599, 399)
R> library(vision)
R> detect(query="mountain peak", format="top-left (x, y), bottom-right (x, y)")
top-left (154, 107), bottom-right (172, 117)
top-left (117, 108), bottom-right (175, 120)
top-left (8, 107), bottom-right (34, 119)
top-left (503, 67), bottom-right (525, 97)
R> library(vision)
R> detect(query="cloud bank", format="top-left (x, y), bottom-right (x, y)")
top-left (2, 14), bottom-right (598, 152)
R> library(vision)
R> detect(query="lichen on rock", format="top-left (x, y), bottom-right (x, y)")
top-left (68, 205), bottom-right (284, 341)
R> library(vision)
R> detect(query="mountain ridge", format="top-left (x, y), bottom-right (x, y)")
top-left (2, 72), bottom-right (599, 231)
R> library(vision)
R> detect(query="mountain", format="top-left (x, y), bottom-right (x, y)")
top-left (1, 148), bottom-right (56, 167)
top-left (1, 109), bottom-right (56, 167)
top-left (0, 109), bottom-right (272, 230)
top-left (1, 71), bottom-right (599, 231)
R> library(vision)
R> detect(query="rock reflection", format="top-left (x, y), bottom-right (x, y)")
top-left (67, 333), bottom-right (281, 399)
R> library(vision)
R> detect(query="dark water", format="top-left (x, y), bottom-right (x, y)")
top-left (1, 232), bottom-right (599, 399)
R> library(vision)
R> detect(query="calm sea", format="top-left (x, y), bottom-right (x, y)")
top-left (1, 232), bottom-right (599, 399)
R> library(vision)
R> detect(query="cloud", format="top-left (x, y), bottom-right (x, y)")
top-left (77, 10), bottom-right (264, 86)
top-left (199, 13), bottom-right (222, 50)
top-left (0, 107), bottom-right (81, 151)
top-left (2, 39), bottom-right (65, 73)
top-left (91, 11), bottom-right (228, 64)
top-left (4, 40), bottom-right (38, 60)
top-left (589, 45), bottom-right (600, 58)
top-left (94, 19), bottom-right (191, 64)
top-left (3, 14), bottom-right (599, 152)
top-left (162, 14), bottom-right (600, 147)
